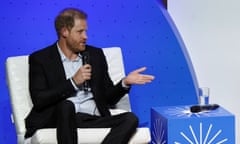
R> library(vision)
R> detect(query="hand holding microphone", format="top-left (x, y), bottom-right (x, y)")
top-left (81, 51), bottom-right (91, 92)
top-left (72, 51), bottom-right (91, 92)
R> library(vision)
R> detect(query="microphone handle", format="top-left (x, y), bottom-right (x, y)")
top-left (82, 51), bottom-right (90, 92)
top-left (83, 81), bottom-right (89, 92)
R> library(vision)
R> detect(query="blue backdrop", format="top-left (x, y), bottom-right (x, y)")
top-left (0, 0), bottom-right (199, 143)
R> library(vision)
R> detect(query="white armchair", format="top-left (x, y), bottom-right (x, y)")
top-left (6, 47), bottom-right (151, 144)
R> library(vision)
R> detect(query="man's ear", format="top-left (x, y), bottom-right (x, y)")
top-left (61, 27), bottom-right (69, 38)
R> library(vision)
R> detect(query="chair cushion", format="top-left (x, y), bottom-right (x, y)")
top-left (31, 128), bottom-right (150, 144)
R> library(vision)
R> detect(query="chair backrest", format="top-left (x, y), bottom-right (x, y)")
top-left (6, 47), bottom-right (130, 136)
top-left (6, 55), bottom-right (31, 136)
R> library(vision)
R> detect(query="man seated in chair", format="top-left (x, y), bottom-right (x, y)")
top-left (24, 8), bottom-right (155, 144)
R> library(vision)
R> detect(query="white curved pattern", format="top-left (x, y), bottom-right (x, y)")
top-left (174, 122), bottom-right (227, 144)
top-left (152, 119), bottom-right (166, 144)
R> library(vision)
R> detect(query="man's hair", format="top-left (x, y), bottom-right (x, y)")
top-left (55, 8), bottom-right (88, 38)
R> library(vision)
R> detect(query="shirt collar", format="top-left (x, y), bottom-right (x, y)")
top-left (57, 42), bottom-right (81, 62)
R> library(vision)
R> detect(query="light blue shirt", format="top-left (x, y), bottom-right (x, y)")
top-left (57, 43), bottom-right (100, 116)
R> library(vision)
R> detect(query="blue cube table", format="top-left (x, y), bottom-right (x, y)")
top-left (151, 105), bottom-right (235, 144)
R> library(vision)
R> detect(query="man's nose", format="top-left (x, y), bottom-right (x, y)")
top-left (83, 32), bottom-right (88, 40)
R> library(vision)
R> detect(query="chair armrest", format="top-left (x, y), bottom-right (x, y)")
top-left (109, 109), bottom-right (128, 116)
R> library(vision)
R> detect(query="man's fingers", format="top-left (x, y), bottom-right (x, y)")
top-left (124, 67), bottom-right (155, 85)
top-left (78, 65), bottom-right (92, 80)
top-left (142, 75), bottom-right (155, 80)
top-left (131, 75), bottom-right (154, 85)
top-left (132, 67), bottom-right (147, 74)
top-left (140, 75), bottom-right (154, 83)
top-left (83, 64), bottom-right (91, 70)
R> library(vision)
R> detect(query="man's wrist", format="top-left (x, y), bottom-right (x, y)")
top-left (122, 78), bottom-right (131, 88)
top-left (70, 77), bottom-right (80, 90)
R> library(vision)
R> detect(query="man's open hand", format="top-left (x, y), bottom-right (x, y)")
top-left (123, 67), bottom-right (155, 85)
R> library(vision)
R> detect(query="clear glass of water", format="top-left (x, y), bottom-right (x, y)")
top-left (199, 87), bottom-right (209, 105)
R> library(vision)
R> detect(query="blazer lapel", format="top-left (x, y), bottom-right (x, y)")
top-left (47, 44), bottom-right (67, 82)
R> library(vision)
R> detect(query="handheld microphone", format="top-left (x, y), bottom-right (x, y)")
top-left (81, 51), bottom-right (91, 92)
top-left (190, 104), bottom-right (219, 113)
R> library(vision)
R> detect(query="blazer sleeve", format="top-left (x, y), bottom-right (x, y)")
top-left (29, 53), bottom-right (76, 111)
